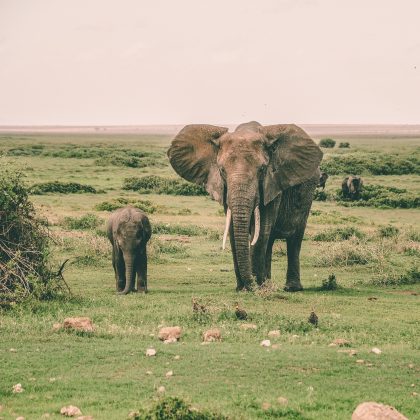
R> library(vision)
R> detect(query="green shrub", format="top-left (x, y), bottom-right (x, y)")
top-left (95, 198), bottom-right (158, 214)
top-left (320, 274), bottom-right (338, 290)
top-left (0, 165), bottom-right (64, 305)
top-left (338, 142), bottom-right (350, 148)
top-left (153, 222), bottom-right (219, 239)
top-left (95, 155), bottom-right (161, 168)
top-left (319, 138), bottom-right (336, 148)
top-left (63, 214), bottom-right (101, 230)
top-left (337, 185), bottom-right (419, 209)
top-left (31, 181), bottom-right (97, 194)
top-left (313, 190), bottom-right (328, 201)
top-left (378, 225), bottom-right (400, 238)
top-left (313, 227), bottom-right (364, 241)
top-left (321, 153), bottom-right (419, 175)
top-left (123, 175), bottom-right (206, 196)
top-left (372, 267), bottom-right (420, 286)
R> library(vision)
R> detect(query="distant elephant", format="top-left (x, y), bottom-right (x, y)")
top-left (342, 176), bottom-right (363, 200)
top-left (168, 121), bottom-right (323, 291)
top-left (107, 206), bottom-right (151, 294)
top-left (318, 171), bottom-right (329, 189)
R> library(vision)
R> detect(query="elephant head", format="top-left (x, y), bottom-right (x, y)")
top-left (167, 121), bottom-right (322, 287)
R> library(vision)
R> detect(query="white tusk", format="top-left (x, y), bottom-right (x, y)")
top-left (250, 206), bottom-right (260, 246)
top-left (222, 208), bottom-right (232, 250)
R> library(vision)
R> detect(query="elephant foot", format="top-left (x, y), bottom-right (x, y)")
top-left (136, 287), bottom-right (148, 293)
top-left (284, 284), bottom-right (303, 292)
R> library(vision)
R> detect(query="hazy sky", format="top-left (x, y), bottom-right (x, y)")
top-left (1, 0), bottom-right (419, 125)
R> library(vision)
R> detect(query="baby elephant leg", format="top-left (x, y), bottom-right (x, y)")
top-left (136, 250), bottom-right (148, 293)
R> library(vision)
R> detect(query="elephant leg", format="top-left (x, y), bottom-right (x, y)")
top-left (265, 238), bottom-right (275, 280)
top-left (251, 236), bottom-right (269, 286)
top-left (229, 228), bottom-right (243, 290)
top-left (284, 231), bottom-right (304, 292)
top-left (114, 246), bottom-right (125, 292)
top-left (136, 250), bottom-right (148, 293)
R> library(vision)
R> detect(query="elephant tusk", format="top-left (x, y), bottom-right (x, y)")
top-left (222, 208), bottom-right (232, 250)
top-left (250, 206), bottom-right (260, 246)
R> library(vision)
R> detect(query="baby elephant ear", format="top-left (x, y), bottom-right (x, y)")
top-left (261, 124), bottom-right (323, 205)
top-left (167, 124), bottom-right (228, 204)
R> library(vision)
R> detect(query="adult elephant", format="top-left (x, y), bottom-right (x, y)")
top-left (342, 176), bottom-right (363, 200)
top-left (167, 121), bottom-right (323, 291)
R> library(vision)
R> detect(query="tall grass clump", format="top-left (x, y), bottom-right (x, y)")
top-left (95, 198), bottom-right (159, 214)
top-left (153, 222), bottom-right (219, 239)
top-left (338, 142), bottom-right (350, 148)
top-left (0, 165), bottom-right (64, 305)
top-left (31, 181), bottom-right (97, 195)
top-left (123, 175), bottom-right (206, 196)
top-left (63, 214), bottom-right (102, 230)
top-left (313, 226), bottom-right (364, 241)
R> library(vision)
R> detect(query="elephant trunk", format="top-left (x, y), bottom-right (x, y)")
top-left (120, 254), bottom-right (134, 294)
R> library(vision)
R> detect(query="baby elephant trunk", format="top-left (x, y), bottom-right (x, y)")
top-left (120, 254), bottom-right (135, 294)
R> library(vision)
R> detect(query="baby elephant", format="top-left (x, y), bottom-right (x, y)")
top-left (342, 175), bottom-right (363, 200)
top-left (107, 206), bottom-right (151, 294)
top-left (318, 171), bottom-right (329, 190)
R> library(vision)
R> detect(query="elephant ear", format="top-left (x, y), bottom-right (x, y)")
top-left (167, 124), bottom-right (228, 204)
top-left (261, 124), bottom-right (323, 205)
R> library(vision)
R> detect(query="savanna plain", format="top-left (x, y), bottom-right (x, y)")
top-left (0, 127), bottom-right (419, 419)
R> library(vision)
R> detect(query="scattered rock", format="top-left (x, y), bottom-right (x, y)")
top-left (277, 397), bottom-right (288, 405)
top-left (261, 402), bottom-right (271, 410)
top-left (127, 412), bottom-right (140, 419)
top-left (291, 335), bottom-right (299, 339)
top-left (60, 405), bottom-right (82, 417)
top-left (412, 392), bottom-right (418, 397)
top-left (352, 402), bottom-right (408, 420)
top-left (329, 338), bottom-right (351, 347)
top-left (77, 417), bottom-right (94, 420)
top-left (165, 370), bottom-right (173, 378)
top-left (356, 360), bottom-right (365, 364)
top-left (240, 323), bottom-right (257, 330)
top-left (63, 317), bottom-right (94, 333)
top-left (163, 337), bottom-right (178, 344)
top-left (146, 371), bottom-right (152, 375)
top-left (157, 386), bottom-right (165, 393)
top-left (52, 323), bottom-right (62, 332)
top-left (12, 383), bottom-right (24, 393)
top-left (9, 348), bottom-right (17, 352)
top-left (158, 326), bottom-right (182, 342)
top-left (268, 330), bottom-right (281, 338)
top-left (202, 328), bottom-right (222, 342)
top-left (371, 347), bottom-right (382, 355)
top-left (145, 348), bottom-right (156, 357)
top-left (174, 355), bottom-right (180, 360)
top-left (408, 363), bottom-right (414, 369)
top-left (260, 339), bottom-right (271, 347)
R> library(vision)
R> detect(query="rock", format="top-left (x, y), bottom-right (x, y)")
top-left (52, 323), bottom-right (62, 331)
top-left (268, 330), bottom-right (281, 338)
top-left (146, 371), bottom-right (152, 375)
top-left (165, 370), bottom-right (173, 378)
top-left (16, 417), bottom-right (25, 420)
top-left (127, 412), bottom-right (140, 419)
top-left (240, 323), bottom-right (257, 330)
top-left (77, 417), bottom-right (94, 420)
top-left (261, 402), bottom-right (271, 410)
top-left (329, 338), bottom-right (351, 347)
top-left (158, 326), bottom-right (182, 342)
top-left (202, 328), bottom-right (222, 342)
top-left (277, 397), bottom-right (288, 405)
top-left (412, 392), bottom-right (418, 397)
top-left (63, 317), bottom-right (94, 333)
top-left (163, 337), bottom-right (178, 344)
top-left (145, 348), bottom-right (156, 357)
top-left (174, 355), bottom-right (180, 360)
top-left (352, 402), bottom-right (408, 420)
top-left (60, 405), bottom-right (82, 416)
top-left (12, 383), bottom-right (24, 393)
top-left (371, 347), bottom-right (382, 355)
top-left (9, 348), bottom-right (17, 352)
top-left (408, 363), bottom-right (414, 369)
top-left (356, 359), bottom-right (365, 364)
top-left (157, 386), bottom-right (165, 393)
top-left (260, 339), bottom-right (271, 347)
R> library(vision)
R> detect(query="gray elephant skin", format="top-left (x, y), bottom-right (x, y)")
top-left (107, 206), bottom-right (151, 294)
top-left (342, 176), bottom-right (363, 200)
top-left (168, 121), bottom-right (323, 291)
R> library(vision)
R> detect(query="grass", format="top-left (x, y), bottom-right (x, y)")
top-left (0, 130), bottom-right (419, 419)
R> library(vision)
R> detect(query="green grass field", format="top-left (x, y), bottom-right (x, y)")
top-left (0, 130), bottom-right (419, 419)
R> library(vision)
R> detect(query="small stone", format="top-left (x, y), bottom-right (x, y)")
top-left (158, 326), bottom-right (182, 342)
top-left (63, 317), bottom-right (94, 333)
top-left (408, 363), bottom-right (414, 369)
top-left (174, 355), bottom-right (180, 360)
top-left (146, 348), bottom-right (156, 357)
top-left (146, 371), bottom-right (152, 375)
top-left (202, 328), bottom-right (222, 342)
top-left (60, 405), bottom-right (82, 416)
top-left (291, 335), bottom-right (299, 339)
top-left (127, 412), bottom-right (139, 419)
top-left (349, 350), bottom-right (358, 356)
top-left (411, 384), bottom-right (415, 387)
top-left (260, 339), bottom-right (271, 347)
top-left (52, 323), bottom-right (62, 332)
top-left (371, 347), bottom-right (382, 355)
top-left (9, 348), bottom-right (17, 352)
top-left (356, 359), bottom-right (365, 364)
top-left (240, 323), bottom-right (257, 330)
top-left (157, 386), bottom-right (165, 393)
top-left (277, 397), bottom-right (288, 405)
top-left (49, 377), bottom-right (56, 382)
top-left (411, 392), bottom-right (418, 397)
top-left (12, 383), bottom-right (24, 393)
top-left (77, 417), bottom-right (94, 420)
top-left (165, 370), bottom-right (173, 378)
top-left (261, 402), bottom-right (271, 410)
top-left (366, 363), bottom-right (373, 367)
top-left (329, 338), bottom-right (351, 347)
top-left (268, 330), bottom-right (281, 338)
top-left (16, 417), bottom-right (25, 420)
top-left (163, 337), bottom-right (178, 344)
top-left (352, 402), bottom-right (408, 420)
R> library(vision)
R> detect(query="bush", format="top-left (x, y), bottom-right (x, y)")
top-left (337, 185), bottom-right (419, 209)
top-left (63, 214), bottom-right (101, 230)
top-left (153, 222), bottom-right (219, 239)
top-left (338, 142), bottom-right (350, 148)
top-left (313, 227), bottom-right (364, 241)
top-left (319, 138), bottom-right (336, 148)
top-left (320, 274), bottom-right (338, 290)
top-left (378, 225), bottom-right (400, 238)
top-left (31, 181), bottom-right (97, 194)
top-left (321, 153), bottom-right (419, 175)
top-left (123, 175), bottom-right (207, 196)
top-left (0, 165), bottom-right (64, 305)
top-left (313, 190), bottom-right (328, 201)
top-left (95, 155), bottom-right (161, 168)
top-left (95, 198), bottom-right (158, 214)
top-left (372, 267), bottom-right (420, 286)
